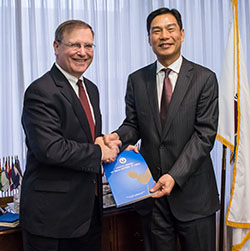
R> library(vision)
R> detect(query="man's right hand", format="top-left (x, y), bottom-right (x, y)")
top-left (104, 133), bottom-right (139, 154)
top-left (103, 133), bottom-right (121, 150)
top-left (95, 136), bottom-right (119, 163)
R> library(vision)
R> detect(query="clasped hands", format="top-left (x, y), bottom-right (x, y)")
top-left (94, 133), bottom-right (139, 163)
top-left (95, 133), bottom-right (174, 198)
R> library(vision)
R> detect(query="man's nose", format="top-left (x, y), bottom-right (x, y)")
top-left (160, 29), bottom-right (170, 39)
top-left (78, 45), bottom-right (88, 55)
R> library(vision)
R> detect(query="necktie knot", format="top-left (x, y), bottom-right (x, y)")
top-left (76, 79), bottom-right (83, 88)
top-left (164, 68), bottom-right (171, 76)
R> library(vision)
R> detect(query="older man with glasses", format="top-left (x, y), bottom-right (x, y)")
top-left (20, 20), bottom-right (120, 251)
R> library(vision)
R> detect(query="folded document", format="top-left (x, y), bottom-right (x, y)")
top-left (103, 151), bottom-right (155, 207)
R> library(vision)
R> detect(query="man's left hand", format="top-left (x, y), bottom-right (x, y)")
top-left (150, 174), bottom-right (175, 198)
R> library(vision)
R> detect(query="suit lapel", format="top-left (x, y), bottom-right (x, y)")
top-left (145, 62), bottom-right (162, 136)
top-left (50, 64), bottom-right (94, 142)
top-left (162, 58), bottom-right (194, 138)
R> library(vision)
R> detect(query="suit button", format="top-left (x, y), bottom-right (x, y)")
top-left (156, 166), bottom-right (162, 177)
top-left (159, 144), bottom-right (165, 149)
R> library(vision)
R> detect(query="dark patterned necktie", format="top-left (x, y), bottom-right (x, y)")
top-left (160, 68), bottom-right (172, 127)
top-left (76, 79), bottom-right (95, 140)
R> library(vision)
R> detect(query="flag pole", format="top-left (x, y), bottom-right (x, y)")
top-left (219, 144), bottom-right (227, 251)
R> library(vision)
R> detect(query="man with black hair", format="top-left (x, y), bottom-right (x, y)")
top-left (104, 7), bottom-right (219, 251)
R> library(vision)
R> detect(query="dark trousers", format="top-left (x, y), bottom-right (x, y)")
top-left (140, 212), bottom-right (153, 251)
top-left (151, 197), bottom-right (216, 251)
top-left (22, 198), bottom-right (101, 251)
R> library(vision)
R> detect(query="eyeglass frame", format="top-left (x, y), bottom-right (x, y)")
top-left (57, 40), bottom-right (96, 51)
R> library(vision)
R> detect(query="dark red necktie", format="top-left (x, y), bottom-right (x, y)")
top-left (76, 80), bottom-right (95, 140)
top-left (160, 68), bottom-right (172, 127)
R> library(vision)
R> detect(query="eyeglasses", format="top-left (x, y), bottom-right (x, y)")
top-left (57, 40), bottom-right (96, 51)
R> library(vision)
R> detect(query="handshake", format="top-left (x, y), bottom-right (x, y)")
top-left (94, 133), bottom-right (138, 163)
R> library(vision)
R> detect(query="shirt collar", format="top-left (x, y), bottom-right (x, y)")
top-left (55, 63), bottom-right (83, 84)
top-left (156, 55), bottom-right (183, 74)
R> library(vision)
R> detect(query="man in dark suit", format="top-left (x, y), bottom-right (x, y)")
top-left (21, 20), bottom-right (119, 251)
top-left (104, 8), bottom-right (219, 251)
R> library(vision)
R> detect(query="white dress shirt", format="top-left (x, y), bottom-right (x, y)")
top-left (55, 63), bottom-right (95, 124)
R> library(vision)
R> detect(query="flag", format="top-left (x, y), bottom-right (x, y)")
top-left (1, 158), bottom-right (9, 192)
top-left (7, 157), bottom-right (13, 191)
top-left (11, 156), bottom-right (20, 189)
top-left (216, 1), bottom-right (250, 250)
top-left (14, 156), bottom-right (22, 177)
top-left (0, 161), bottom-right (2, 191)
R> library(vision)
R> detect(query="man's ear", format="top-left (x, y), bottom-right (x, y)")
top-left (53, 40), bottom-right (59, 56)
top-left (148, 34), bottom-right (152, 47)
top-left (181, 29), bottom-right (185, 42)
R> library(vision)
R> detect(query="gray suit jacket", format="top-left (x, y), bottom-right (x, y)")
top-left (21, 64), bottom-right (102, 238)
top-left (116, 58), bottom-right (220, 221)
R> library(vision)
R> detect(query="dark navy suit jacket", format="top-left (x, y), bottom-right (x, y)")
top-left (116, 58), bottom-right (220, 220)
top-left (21, 64), bottom-right (102, 238)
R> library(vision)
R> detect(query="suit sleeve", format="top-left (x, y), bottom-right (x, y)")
top-left (22, 82), bottom-right (102, 174)
top-left (115, 75), bottom-right (141, 147)
top-left (168, 72), bottom-right (219, 187)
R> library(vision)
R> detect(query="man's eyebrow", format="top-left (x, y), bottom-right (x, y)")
top-left (166, 23), bottom-right (178, 28)
top-left (151, 26), bottom-right (162, 30)
top-left (151, 23), bottom-right (178, 30)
